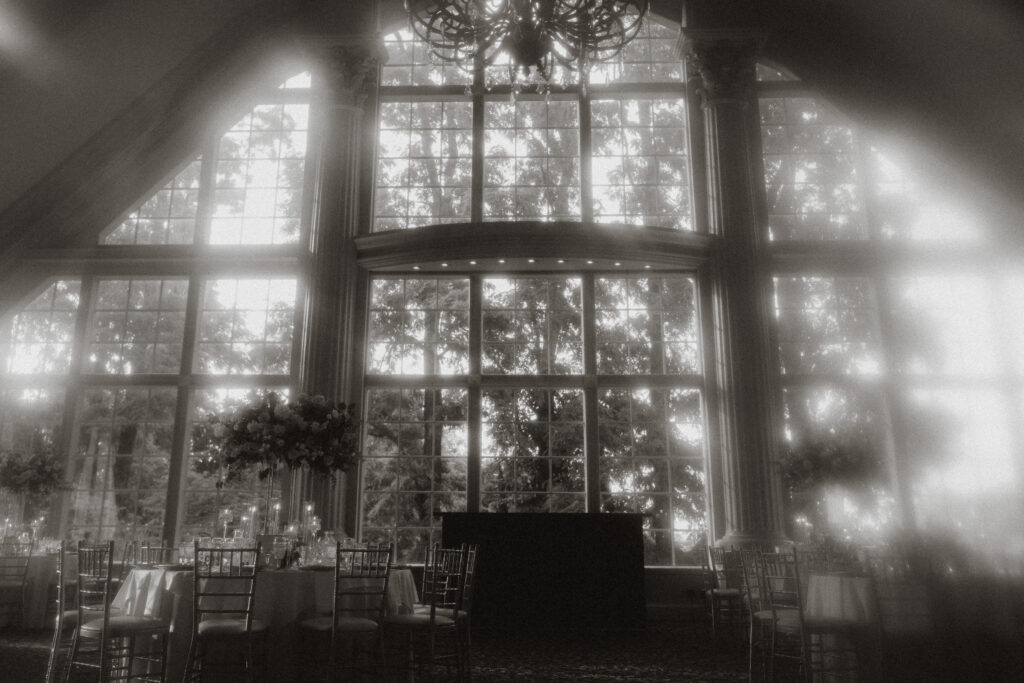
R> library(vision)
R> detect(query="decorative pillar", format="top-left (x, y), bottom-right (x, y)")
top-left (293, 38), bottom-right (384, 533)
top-left (682, 30), bottom-right (787, 547)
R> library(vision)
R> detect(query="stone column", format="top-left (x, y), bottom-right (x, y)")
top-left (292, 38), bottom-right (383, 532)
top-left (681, 30), bottom-right (787, 547)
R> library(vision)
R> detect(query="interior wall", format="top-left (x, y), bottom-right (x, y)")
top-left (0, 0), bottom-right (263, 214)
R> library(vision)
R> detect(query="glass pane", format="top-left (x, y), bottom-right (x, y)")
top-left (779, 385), bottom-right (894, 545)
top-left (381, 28), bottom-right (473, 87)
top-left (103, 159), bottom-right (201, 245)
top-left (0, 388), bottom-right (65, 455)
top-left (890, 275), bottom-right (997, 377)
top-left (773, 276), bottom-right (880, 375)
top-left (589, 16), bottom-right (682, 85)
top-left (598, 388), bottom-right (705, 566)
top-left (595, 276), bottom-right (699, 374)
top-left (902, 388), bottom-right (1021, 561)
top-left (481, 388), bottom-right (586, 512)
top-left (87, 279), bottom-right (188, 374)
top-left (375, 101), bottom-right (473, 231)
top-left (68, 387), bottom-right (176, 543)
top-left (361, 387), bottom-right (468, 564)
top-left (591, 98), bottom-right (691, 230)
top-left (367, 277), bottom-right (470, 375)
top-left (482, 276), bottom-right (582, 374)
top-left (870, 144), bottom-right (989, 243)
top-left (195, 278), bottom-right (297, 375)
top-left (760, 97), bottom-right (865, 240)
top-left (182, 388), bottom-right (287, 540)
top-left (1, 280), bottom-right (81, 375)
top-left (484, 100), bottom-right (580, 221)
top-left (210, 103), bottom-right (310, 245)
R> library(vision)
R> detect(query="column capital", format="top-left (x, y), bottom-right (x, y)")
top-left (679, 29), bottom-right (765, 107)
top-left (308, 37), bottom-right (387, 107)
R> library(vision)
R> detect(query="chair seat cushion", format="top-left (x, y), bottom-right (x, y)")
top-left (384, 612), bottom-right (456, 628)
top-left (298, 615), bottom-right (380, 633)
top-left (80, 615), bottom-right (167, 635)
top-left (197, 618), bottom-right (268, 636)
top-left (754, 608), bottom-right (801, 631)
top-left (711, 588), bottom-right (742, 598)
top-left (412, 605), bottom-right (467, 621)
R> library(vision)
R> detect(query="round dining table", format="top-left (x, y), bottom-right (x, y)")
top-left (112, 564), bottom-right (418, 682)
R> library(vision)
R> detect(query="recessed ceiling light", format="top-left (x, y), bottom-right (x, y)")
top-left (441, 263), bottom-right (449, 268)
top-left (527, 258), bottom-right (536, 264)
top-left (469, 260), bottom-right (477, 265)
top-left (498, 259), bottom-right (506, 264)
top-left (412, 265), bottom-right (420, 270)
top-left (586, 260), bottom-right (594, 265)
top-left (614, 262), bottom-right (622, 267)
top-left (644, 264), bottom-right (652, 269)
top-left (557, 259), bottom-right (565, 264)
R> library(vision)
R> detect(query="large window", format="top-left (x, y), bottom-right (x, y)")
top-left (361, 274), bottom-right (707, 566)
top-left (375, 19), bottom-right (691, 231)
top-left (0, 72), bottom-right (311, 546)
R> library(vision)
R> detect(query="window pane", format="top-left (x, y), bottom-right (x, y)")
top-left (361, 387), bottom-right (469, 564)
top-left (484, 100), bottom-right (580, 221)
top-left (482, 276), bottom-right (582, 374)
top-left (589, 16), bottom-right (682, 85)
top-left (481, 388), bottom-right (586, 512)
top-left (773, 276), bottom-right (880, 375)
top-left (890, 275), bottom-right (997, 377)
top-left (375, 101), bottom-right (473, 231)
top-left (368, 277), bottom-right (470, 375)
top-left (595, 276), bottom-right (699, 374)
top-left (760, 97), bottom-right (864, 240)
top-left (598, 388), bottom-right (705, 566)
top-left (87, 278), bottom-right (188, 374)
top-left (591, 98), bottom-right (691, 229)
top-left (381, 28), bottom-right (473, 87)
top-left (0, 388), bottom-right (65, 454)
top-left (902, 388), bottom-right (1020, 558)
top-left (1, 280), bottom-right (81, 375)
top-left (779, 385), bottom-right (894, 545)
top-left (871, 144), bottom-right (989, 243)
top-left (103, 160), bottom-right (201, 245)
top-left (195, 278), bottom-right (297, 374)
top-left (182, 388), bottom-right (287, 539)
top-left (68, 387), bottom-right (176, 543)
top-left (210, 103), bottom-right (310, 245)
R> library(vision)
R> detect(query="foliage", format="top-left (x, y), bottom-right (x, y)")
top-left (779, 436), bottom-right (882, 494)
top-left (204, 391), bottom-right (360, 484)
top-left (0, 449), bottom-right (69, 497)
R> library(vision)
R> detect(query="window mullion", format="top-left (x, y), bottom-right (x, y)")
top-left (582, 273), bottom-right (600, 511)
top-left (194, 137), bottom-right (218, 246)
top-left (467, 274), bottom-right (482, 511)
top-left (471, 61), bottom-right (485, 223)
top-left (579, 92), bottom-right (594, 223)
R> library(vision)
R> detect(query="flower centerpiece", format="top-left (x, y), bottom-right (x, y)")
top-left (0, 449), bottom-right (69, 529)
top-left (207, 391), bottom-right (360, 484)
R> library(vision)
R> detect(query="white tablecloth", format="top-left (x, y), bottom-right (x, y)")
top-left (112, 565), bottom-right (418, 682)
top-left (804, 573), bottom-right (877, 626)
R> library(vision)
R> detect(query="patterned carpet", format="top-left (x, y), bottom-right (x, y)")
top-left (0, 611), bottom-right (750, 682)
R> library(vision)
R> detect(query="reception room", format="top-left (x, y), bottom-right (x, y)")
top-left (1, 1), bottom-right (1023, 681)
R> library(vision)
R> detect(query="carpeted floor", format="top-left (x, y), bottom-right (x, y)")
top-left (0, 610), bottom-right (750, 682)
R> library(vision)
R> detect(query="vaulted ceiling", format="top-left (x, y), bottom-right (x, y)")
top-left (0, 0), bottom-right (1022, 276)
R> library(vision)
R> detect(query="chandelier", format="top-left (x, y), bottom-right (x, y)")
top-left (405, 0), bottom-right (649, 88)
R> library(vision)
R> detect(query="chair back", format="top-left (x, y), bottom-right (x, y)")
top-left (459, 544), bottom-right (479, 617)
top-left (708, 545), bottom-right (743, 591)
top-left (761, 549), bottom-right (804, 617)
top-left (332, 543), bottom-right (392, 623)
top-left (739, 548), bottom-right (766, 613)
top-left (421, 544), bottom-right (466, 616)
top-left (865, 549), bottom-right (934, 637)
top-left (192, 540), bottom-right (262, 632)
top-left (75, 541), bottom-right (116, 635)
top-left (138, 543), bottom-right (177, 565)
top-left (0, 539), bottom-right (34, 585)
